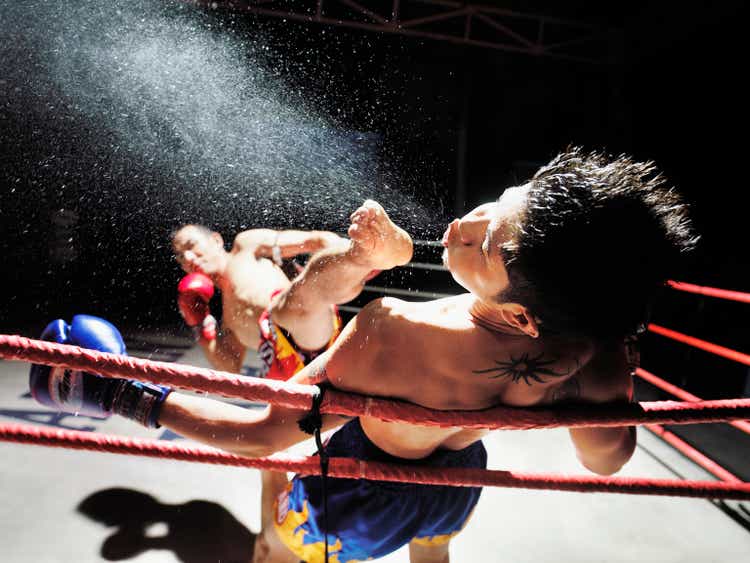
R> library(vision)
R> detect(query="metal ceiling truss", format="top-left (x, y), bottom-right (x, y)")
top-left (191, 0), bottom-right (611, 63)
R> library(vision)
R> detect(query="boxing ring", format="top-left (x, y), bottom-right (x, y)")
top-left (0, 250), bottom-right (748, 561)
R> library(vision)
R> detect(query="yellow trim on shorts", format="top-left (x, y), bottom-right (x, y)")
top-left (273, 484), bottom-right (347, 563)
top-left (411, 505), bottom-right (478, 547)
top-left (411, 530), bottom-right (459, 547)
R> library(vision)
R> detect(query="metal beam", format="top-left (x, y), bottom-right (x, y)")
top-left (187, 0), bottom-right (612, 64)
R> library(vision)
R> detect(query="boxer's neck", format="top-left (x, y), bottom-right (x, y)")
top-left (209, 252), bottom-right (230, 286)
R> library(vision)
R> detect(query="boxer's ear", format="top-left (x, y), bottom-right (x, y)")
top-left (500, 303), bottom-right (539, 338)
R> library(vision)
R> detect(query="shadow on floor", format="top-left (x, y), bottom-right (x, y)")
top-left (78, 488), bottom-right (256, 563)
top-left (0, 407), bottom-right (101, 432)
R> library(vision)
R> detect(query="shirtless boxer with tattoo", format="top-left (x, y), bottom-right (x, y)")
top-left (32, 149), bottom-right (697, 562)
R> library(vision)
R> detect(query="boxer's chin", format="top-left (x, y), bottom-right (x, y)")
top-left (364, 269), bottom-right (382, 282)
top-left (445, 261), bottom-right (474, 295)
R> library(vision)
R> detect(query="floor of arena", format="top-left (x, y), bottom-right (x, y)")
top-left (1, 329), bottom-right (748, 563)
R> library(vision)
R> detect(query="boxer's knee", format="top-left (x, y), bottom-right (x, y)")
top-left (252, 526), bottom-right (298, 563)
top-left (270, 292), bottom-right (336, 351)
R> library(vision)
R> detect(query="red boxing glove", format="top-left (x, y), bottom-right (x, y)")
top-left (177, 273), bottom-right (217, 341)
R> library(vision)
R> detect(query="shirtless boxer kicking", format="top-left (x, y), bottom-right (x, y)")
top-left (31, 149), bottom-right (696, 563)
top-left (171, 209), bottom-right (404, 377)
top-left (170, 202), bottom-right (413, 533)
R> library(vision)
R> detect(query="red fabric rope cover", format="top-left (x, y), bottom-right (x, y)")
top-left (1, 422), bottom-right (749, 500)
top-left (0, 334), bottom-right (317, 407)
top-left (667, 280), bottom-right (750, 304)
top-left (3, 334), bottom-right (750, 430)
top-left (636, 368), bottom-right (750, 435)
top-left (648, 324), bottom-right (750, 366)
top-left (645, 424), bottom-right (742, 483)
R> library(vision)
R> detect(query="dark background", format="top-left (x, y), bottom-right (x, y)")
top-left (1, 2), bottom-right (747, 474)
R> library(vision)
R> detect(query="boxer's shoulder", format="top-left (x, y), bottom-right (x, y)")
top-left (232, 228), bottom-right (276, 252)
top-left (348, 297), bottom-right (421, 343)
top-left (358, 294), bottom-right (466, 324)
top-left (562, 338), bottom-right (633, 403)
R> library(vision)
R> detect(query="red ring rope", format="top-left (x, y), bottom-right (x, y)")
top-left (2, 335), bottom-right (750, 430)
top-left (645, 424), bottom-right (742, 483)
top-left (667, 280), bottom-right (750, 304)
top-left (1, 422), bottom-right (748, 500)
top-left (636, 368), bottom-right (750, 435)
top-left (648, 324), bottom-right (750, 366)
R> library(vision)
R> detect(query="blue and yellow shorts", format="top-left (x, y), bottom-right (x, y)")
top-left (273, 418), bottom-right (486, 563)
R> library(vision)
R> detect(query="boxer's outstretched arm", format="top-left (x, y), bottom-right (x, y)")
top-left (198, 327), bottom-right (246, 374)
top-left (569, 424), bottom-right (637, 476)
top-left (158, 310), bottom-right (378, 457)
top-left (235, 228), bottom-right (347, 260)
top-left (158, 354), bottom-right (351, 457)
top-left (566, 338), bottom-right (637, 475)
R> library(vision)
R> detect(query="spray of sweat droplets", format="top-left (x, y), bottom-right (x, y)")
top-left (0, 0), bottom-right (453, 321)
top-left (2, 0), bottom-right (441, 233)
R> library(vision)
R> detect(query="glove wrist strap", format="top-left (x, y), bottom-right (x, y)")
top-left (110, 381), bottom-right (171, 428)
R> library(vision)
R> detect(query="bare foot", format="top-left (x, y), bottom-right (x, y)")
top-left (347, 200), bottom-right (413, 270)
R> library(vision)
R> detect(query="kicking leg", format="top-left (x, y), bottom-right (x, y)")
top-left (271, 200), bottom-right (413, 350)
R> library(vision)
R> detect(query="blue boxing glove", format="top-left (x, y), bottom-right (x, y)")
top-left (29, 315), bottom-right (171, 428)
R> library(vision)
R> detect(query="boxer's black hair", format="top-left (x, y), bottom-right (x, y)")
top-left (169, 223), bottom-right (214, 242)
top-left (498, 147), bottom-right (699, 339)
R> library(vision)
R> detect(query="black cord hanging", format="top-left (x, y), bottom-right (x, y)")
top-left (298, 384), bottom-right (330, 563)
